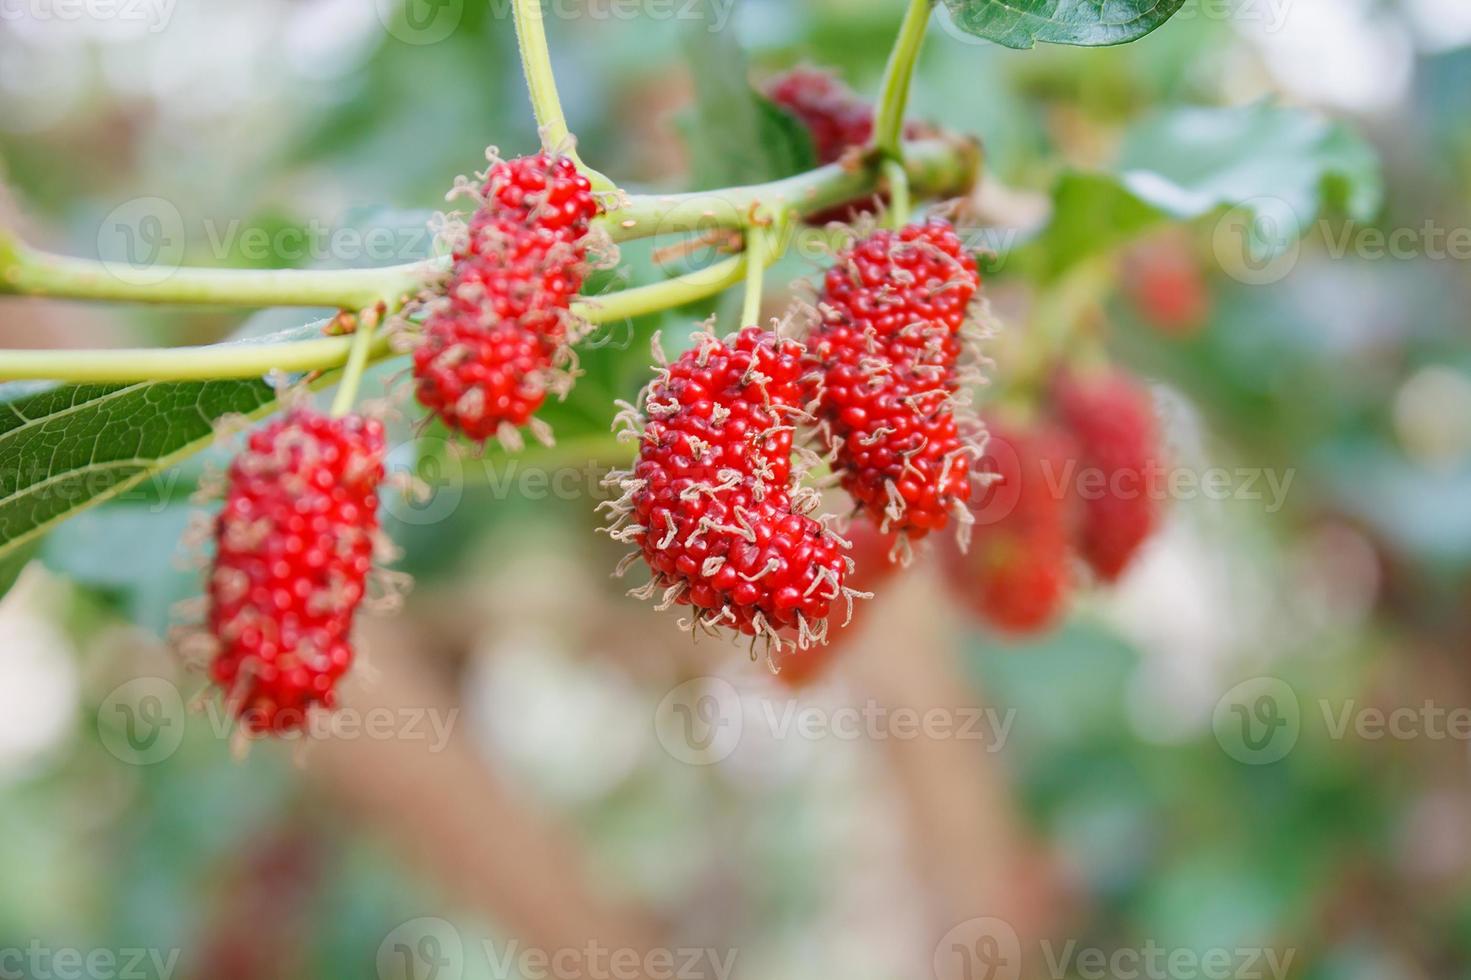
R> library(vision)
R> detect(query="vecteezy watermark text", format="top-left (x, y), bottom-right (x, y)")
top-left (653, 678), bottom-right (1015, 765)
top-left (377, 920), bottom-right (738, 980)
top-left (0, 943), bottom-right (181, 980)
top-left (934, 919), bottom-right (1295, 980)
top-left (0, 0), bottom-right (176, 33)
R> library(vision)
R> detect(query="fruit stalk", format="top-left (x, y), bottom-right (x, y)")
top-left (872, 0), bottom-right (934, 158)
top-left (511, 0), bottom-right (614, 192)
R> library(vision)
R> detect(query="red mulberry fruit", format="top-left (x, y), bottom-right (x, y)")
top-left (207, 410), bottom-right (385, 734)
top-left (808, 219), bottom-right (981, 541)
top-left (604, 326), bottom-right (858, 652)
top-left (942, 419), bottom-right (1077, 635)
top-left (1052, 368), bottom-right (1165, 582)
top-left (764, 66), bottom-right (927, 223)
top-left (773, 520), bottom-right (900, 686)
top-left (413, 152), bottom-right (600, 444)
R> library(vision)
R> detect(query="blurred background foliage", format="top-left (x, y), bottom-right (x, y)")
top-left (2, 0), bottom-right (1471, 978)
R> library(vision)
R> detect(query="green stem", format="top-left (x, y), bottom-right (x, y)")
top-left (599, 137), bottom-right (973, 241)
top-left (0, 333), bottom-right (392, 384)
top-left (0, 237), bottom-right (428, 309)
top-left (330, 315), bottom-right (381, 417)
top-left (872, 0), bottom-right (933, 158)
top-left (0, 254), bottom-right (757, 383)
top-left (740, 225), bottom-right (768, 326)
top-left (512, 0), bottom-right (615, 193)
top-left (883, 158), bottom-right (912, 227)
top-left (586, 253), bottom-right (748, 323)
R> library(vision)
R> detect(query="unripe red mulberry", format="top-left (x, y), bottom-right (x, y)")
top-left (764, 67), bottom-right (925, 223)
top-left (941, 420), bottom-right (1077, 634)
top-left (413, 152), bottom-right (600, 444)
top-left (1052, 368), bottom-right (1164, 582)
top-left (604, 326), bottom-right (858, 652)
top-left (765, 67), bottom-right (878, 165)
top-left (808, 220), bottom-right (981, 541)
top-left (207, 410), bottom-right (385, 734)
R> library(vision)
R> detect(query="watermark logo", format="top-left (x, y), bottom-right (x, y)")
top-left (1211, 677), bottom-right (1301, 765)
top-left (929, 921), bottom-right (1295, 980)
top-left (98, 196), bottom-right (186, 287)
top-left (375, 920), bottom-right (738, 980)
top-left (653, 677), bottom-right (743, 765)
top-left (933, 918), bottom-right (1023, 980)
top-left (652, 679), bottom-right (1015, 765)
top-left (95, 677), bottom-right (460, 765)
top-left (375, 0), bottom-right (465, 46)
top-left (377, 917), bottom-right (466, 980)
top-left (1212, 197), bottom-right (1302, 286)
top-left (97, 676), bottom-right (187, 765)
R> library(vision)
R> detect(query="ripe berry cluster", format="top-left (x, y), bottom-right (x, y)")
top-left (807, 219), bottom-right (981, 541)
top-left (207, 410), bottom-right (385, 733)
top-left (604, 326), bottom-right (855, 652)
top-left (413, 153), bottom-right (600, 444)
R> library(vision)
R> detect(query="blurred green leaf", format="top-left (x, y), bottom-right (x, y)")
top-left (1014, 103), bottom-right (1383, 279)
top-left (679, 13), bottom-right (817, 187)
top-left (941, 0), bottom-right (1187, 49)
top-left (0, 536), bottom-right (38, 601)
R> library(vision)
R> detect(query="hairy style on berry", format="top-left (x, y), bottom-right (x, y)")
top-left (207, 410), bottom-right (385, 734)
top-left (413, 152), bottom-right (600, 446)
top-left (602, 326), bottom-right (861, 654)
top-left (942, 420), bottom-right (1077, 635)
top-left (1052, 368), bottom-right (1164, 582)
top-left (807, 219), bottom-right (982, 543)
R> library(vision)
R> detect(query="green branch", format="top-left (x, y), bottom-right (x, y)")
top-left (883, 158), bottom-right (912, 227)
top-left (599, 137), bottom-right (974, 240)
top-left (741, 225), bottom-right (769, 326)
top-left (330, 312), bottom-right (383, 417)
top-left (0, 253), bottom-right (757, 383)
top-left (0, 138), bottom-right (976, 313)
top-left (872, 0), bottom-right (934, 158)
top-left (0, 234), bottom-right (428, 310)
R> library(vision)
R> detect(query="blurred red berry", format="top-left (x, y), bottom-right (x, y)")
top-left (1052, 368), bottom-right (1165, 582)
top-left (208, 410), bottom-right (385, 734)
top-left (1124, 238), bottom-right (1210, 337)
top-left (764, 66), bottom-right (925, 222)
top-left (766, 67), bottom-right (878, 164)
top-left (942, 420), bottom-right (1077, 635)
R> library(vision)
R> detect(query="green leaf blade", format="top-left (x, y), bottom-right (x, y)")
top-left (1012, 103), bottom-right (1384, 280)
top-left (0, 379), bottom-right (279, 558)
top-left (943, 0), bottom-right (1188, 49)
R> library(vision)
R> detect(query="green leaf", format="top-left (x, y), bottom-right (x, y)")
top-left (0, 321), bottom-right (331, 562)
top-left (1012, 103), bottom-right (1384, 280)
top-left (941, 0), bottom-right (1187, 49)
top-left (678, 11), bottom-right (818, 188)
top-left (0, 536), bottom-right (38, 602)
